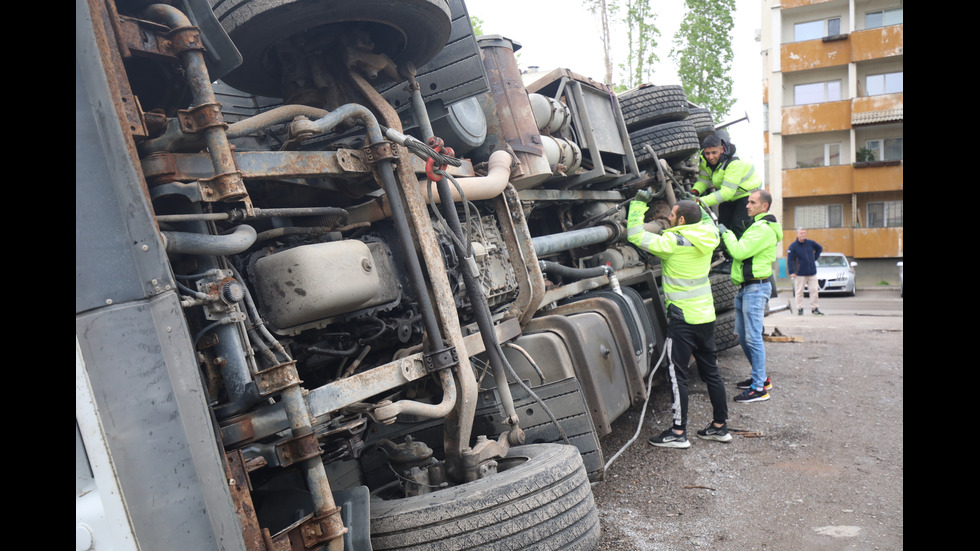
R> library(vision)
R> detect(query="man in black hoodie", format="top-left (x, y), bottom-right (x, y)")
top-left (692, 134), bottom-right (763, 239)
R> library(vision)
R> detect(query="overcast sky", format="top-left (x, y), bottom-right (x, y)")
top-left (464, 0), bottom-right (764, 176)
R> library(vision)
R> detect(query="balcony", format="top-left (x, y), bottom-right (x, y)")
top-left (782, 100), bottom-right (851, 135)
top-left (781, 36), bottom-right (850, 73)
top-left (780, 24), bottom-right (902, 72)
top-left (783, 165), bottom-right (852, 197)
top-left (783, 228), bottom-right (854, 257)
top-left (851, 25), bottom-right (903, 61)
top-left (781, 0), bottom-right (835, 8)
top-left (852, 92), bottom-right (903, 126)
top-left (853, 162), bottom-right (903, 193)
top-left (854, 227), bottom-right (903, 257)
top-left (777, 227), bottom-right (902, 259)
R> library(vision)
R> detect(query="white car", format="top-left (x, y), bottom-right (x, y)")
top-left (807, 252), bottom-right (857, 296)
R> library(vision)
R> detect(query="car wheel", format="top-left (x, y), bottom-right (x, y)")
top-left (714, 309), bottom-right (739, 352)
top-left (629, 120), bottom-right (701, 167)
top-left (688, 107), bottom-right (716, 139)
top-left (369, 444), bottom-right (601, 550)
top-left (711, 273), bottom-right (737, 313)
top-left (212, 0), bottom-right (453, 98)
top-left (619, 84), bottom-right (690, 131)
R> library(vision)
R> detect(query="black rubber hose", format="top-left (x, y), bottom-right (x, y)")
top-left (539, 260), bottom-right (608, 282)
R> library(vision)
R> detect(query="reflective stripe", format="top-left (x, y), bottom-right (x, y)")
top-left (739, 165), bottom-right (756, 185)
top-left (663, 275), bottom-right (708, 288)
top-left (666, 286), bottom-right (712, 301)
top-left (627, 225), bottom-right (643, 237)
top-left (640, 233), bottom-right (658, 251)
top-left (664, 275), bottom-right (709, 288)
top-left (720, 178), bottom-right (740, 191)
top-left (665, 337), bottom-right (682, 427)
top-left (674, 234), bottom-right (692, 247)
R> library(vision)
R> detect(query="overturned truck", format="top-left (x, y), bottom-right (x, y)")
top-left (75, 0), bottom-right (737, 549)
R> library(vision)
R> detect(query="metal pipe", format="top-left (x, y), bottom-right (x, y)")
top-left (141, 4), bottom-right (243, 200)
top-left (161, 224), bottom-right (257, 255)
top-left (532, 224), bottom-right (619, 257)
top-left (345, 150), bottom-right (512, 225)
top-left (373, 369), bottom-right (457, 421)
top-left (435, 170), bottom-right (521, 430)
top-left (226, 105), bottom-right (330, 138)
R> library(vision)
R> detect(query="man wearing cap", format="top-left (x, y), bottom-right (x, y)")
top-left (693, 134), bottom-right (762, 239)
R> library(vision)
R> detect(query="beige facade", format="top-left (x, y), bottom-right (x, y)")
top-left (761, 0), bottom-right (903, 263)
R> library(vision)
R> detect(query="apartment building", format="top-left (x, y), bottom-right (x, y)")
top-left (761, 0), bottom-right (903, 283)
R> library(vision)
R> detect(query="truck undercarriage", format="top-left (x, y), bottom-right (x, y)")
top-left (76, 1), bottom-right (736, 549)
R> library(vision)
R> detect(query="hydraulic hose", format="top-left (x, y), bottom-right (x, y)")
top-left (538, 260), bottom-right (609, 282)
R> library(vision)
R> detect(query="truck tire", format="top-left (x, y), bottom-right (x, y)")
top-left (619, 85), bottom-right (690, 131)
top-left (630, 120), bottom-right (701, 166)
top-left (711, 273), bottom-right (737, 313)
top-left (688, 107), bottom-right (715, 139)
top-left (211, 0), bottom-right (452, 98)
top-left (369, 444), bottom-right (601, 550)
top-left (714, 309), bottom-right (739, 351)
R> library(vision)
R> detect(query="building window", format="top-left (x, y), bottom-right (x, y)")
top-left (796, 143), bottom-right (842, 168)
top-left (794, 17), bottom-right (841, 41)
top-left (866, 138), bottom-right (903, 161)
top-left (866, 72), bottom-right (903, 95)
top-left (794, 81), bottom-right (842, 105)
top-left (866, 8), bottom-right (903, 29)
top-left (795, 204), bottom-right (843, 228)
top-left (867, 201), bottom-right (903, 228)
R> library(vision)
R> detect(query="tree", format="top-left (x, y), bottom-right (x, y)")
top-left (619, 0), bottom-right (659, 91)
top-left (584, 0), bottom-right (659, 90)
top-left (582, 0), bottom-right (617, 86)
top-left (671, 0), bottom-right (736, 119)
top-left (470, 15), bottom-right (484, 36)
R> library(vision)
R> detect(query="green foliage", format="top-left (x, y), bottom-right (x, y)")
top-left (582, 0), bottom-right (659, 88)
top-left (671, 0), bottom-right (736, 119)
top-left (619, 0), bottom-right (659, 89)
top-left (470, 15), bottom-right (484, 36)
top-left (856, 147), bottom-right (876, 162)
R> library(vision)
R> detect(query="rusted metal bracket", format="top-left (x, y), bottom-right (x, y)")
top-left (177, 103), bottom-right (227, 133)
top-left (255, 361), bottom-right (302, 396)
top-left (299, 507), bottom-right (348, 549)
top-left (361, 142), bottom-right (399, 164)
top-left (423, 346), bottom-right (459, 374)
top-left (275, 431), bottom-right (322, 468)
top-left (200, 170), bottom-right (248, 203)
top-left (166, 25), bottom-right (204, 56)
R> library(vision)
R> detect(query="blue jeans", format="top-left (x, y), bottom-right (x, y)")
top-left (734, 281), bottom-right (770, 391)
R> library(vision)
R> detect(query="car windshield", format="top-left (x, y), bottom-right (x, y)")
top-left (817, 255), bottom-right (849, 267)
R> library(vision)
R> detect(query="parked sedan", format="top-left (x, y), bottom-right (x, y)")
top-left (807, 253), bottom-right (857, 296)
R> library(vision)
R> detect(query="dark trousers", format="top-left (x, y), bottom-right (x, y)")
top-left (665, 314), bottom-right (728, 429)
top-left (719, 195), bottom-right (752, 239)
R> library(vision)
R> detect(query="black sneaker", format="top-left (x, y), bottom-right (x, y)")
top-left (798, 308), bottom-right (803, 316)
top-left (736, 377), bottom-right (772, 390)
top-left (734, 387), bottom-right (770, 403)
top-left (649, 428), bottom-right (690, 449)
top-left (812, 308), bottom-right (824, 316)
top-left (696, 422), bottom-right (733, 443)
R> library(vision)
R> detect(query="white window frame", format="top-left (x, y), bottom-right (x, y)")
top-left (865, 138), bottom-right (903, 162)
top-left (794, 204), bottom-right (843, 228)
top-left (794, 80), bottom-right (842, 105)
top-left (866, 71), bottom-right (903, 95)
top-left (794, 17), bottom-right (842, 41)
top-left (865, 8), bottom-right (903, 29)
top-left (795, 143), bottom-right (842, 168)
top-left (866, 201), bottom-right (903, 228)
